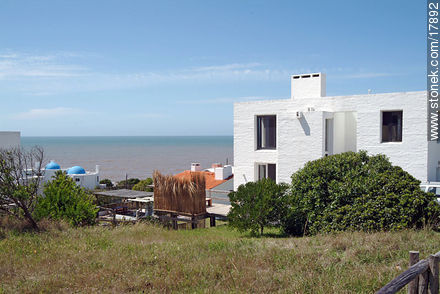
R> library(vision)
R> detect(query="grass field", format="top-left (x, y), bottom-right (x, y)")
top-left (1, 222), bottom-right (440, 293)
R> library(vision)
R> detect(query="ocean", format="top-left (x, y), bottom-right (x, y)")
top-left (21, 136), bottom-right (233, 181)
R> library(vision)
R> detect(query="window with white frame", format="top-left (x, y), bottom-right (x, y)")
top-left (257, 163), bottom-right (276, 181)
top-left (256, 115), bottom-right (276, 150)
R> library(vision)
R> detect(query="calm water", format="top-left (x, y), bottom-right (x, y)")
top-left (22, 136), bottom-right (233, 181)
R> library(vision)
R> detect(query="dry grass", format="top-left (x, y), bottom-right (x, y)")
top-left (1, 223), bottom-right (439, 293)
top-left (153, 170), bottom-right (206, 215)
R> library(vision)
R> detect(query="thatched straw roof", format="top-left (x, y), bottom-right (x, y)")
top-left (153, 170), bottom-right (206, 215)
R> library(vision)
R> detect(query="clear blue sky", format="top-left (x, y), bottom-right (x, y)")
top-left (0, 0), bottom-right (425, 136)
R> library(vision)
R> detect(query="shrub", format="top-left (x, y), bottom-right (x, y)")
top-left (132, 178), bottom-right (153, 192)
top-left (282, 151), bottom-right (440, 236)
top-left (116, 178), bottom-right (140, 189)
top-left (34, 171), bottom-right (98, 226)
top-left (99, 178), bottom-right (113, 188)
top-left (0, 146), bottom-right (44, 230)
top-left (228, 178), bottom-right (288, 236)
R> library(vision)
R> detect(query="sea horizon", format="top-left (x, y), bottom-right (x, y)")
top-left (21, 136), bottom-right (233, 182)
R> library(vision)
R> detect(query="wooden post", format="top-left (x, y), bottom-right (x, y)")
top-left (420, 270), bottom-right (429, 294)
top-left (408, 251), bottom-right (420, 294)
top-left (112, 210), bottom-right (116, 227)
top-left (429, 255), bottom-right (439, 294)
top-left (210, 215), bottom-right (216, 227)
top-left (191, 216), bottom-right (197, 229)
top-left (171, 213), bottom-right (178, 230)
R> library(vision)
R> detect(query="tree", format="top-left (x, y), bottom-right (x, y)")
top-left (99, 178), bottom-right (113, 188)
top-left (116, 178), bottom-right (140, 189)
top-left (0, 146), bottom-right (44, 230)
top-left (282, 151), bottom-right (440, 236)
top-left (228, 178), bottom-right (288, 236)
top-left (132, 178), bottom-right (153, 192)
top-left (34, 171), bottom-right (98, 226)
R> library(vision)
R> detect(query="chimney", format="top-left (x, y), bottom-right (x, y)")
top-left (291, 73), bottom-right (326, 99)
top-left (95, 165), bottom-right (100, 173)
top-left (215, 165), bottom-right (233, 180)
top-left (191, 163), bottom-right (201, 172)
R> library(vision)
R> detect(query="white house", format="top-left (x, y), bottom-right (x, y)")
top-left (234, 73), bottom-right (440, 190)
top-left (43, 160), bottom-right (100, 190)
top-left (0, 131), bottom-right (20, 149)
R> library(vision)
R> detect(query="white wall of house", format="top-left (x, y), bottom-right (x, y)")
top-left (234, 76), bottom-right (434, 190)
top-left (70, 174), bottom-right (100, 190)
top-left (43, 167), bottom-right (100, 190)
top-left (332, 111), bottom-right (357, 154)
top-left (0, 131), bottom-right (20, 149)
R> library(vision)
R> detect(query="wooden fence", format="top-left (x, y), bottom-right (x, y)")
top-left (377, 251), bottom-right (440, 294)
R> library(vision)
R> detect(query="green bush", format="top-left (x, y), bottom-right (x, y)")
top-left (99, 178), bottom-right (113, 188)
top-left (34, 171), bottom-right (98, 226)
top-left (116, 178), bottom-right (140, 189)
top-left (282, 151), bottom-right (440, 236)
top-left (132, 178), bottom-right (153, 192)
top-left (228, 178), bottom-right (288, 236)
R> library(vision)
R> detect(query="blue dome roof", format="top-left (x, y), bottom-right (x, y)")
top-left (45, 160), bottom-right (60, 170)
top-left (67, 166), bottom-right (86, 175)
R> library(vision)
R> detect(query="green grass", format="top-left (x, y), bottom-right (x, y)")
top-left (1, 222), bottom-right (439, 293)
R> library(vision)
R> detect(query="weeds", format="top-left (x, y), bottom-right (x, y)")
top-left (0, 222), bottom-right (439, 293)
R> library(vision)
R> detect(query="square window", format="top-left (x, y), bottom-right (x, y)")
top-left (257, 163), bottom-right (276, 182)
top-left (257, 115), bottom-right (276, 149)
top-left (382, 111), bottom-right (402, 142)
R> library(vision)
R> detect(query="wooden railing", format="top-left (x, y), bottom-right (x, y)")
top-left (377, 251), bottom-right (440, 294)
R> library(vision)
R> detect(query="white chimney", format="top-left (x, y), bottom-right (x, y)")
top-left (95, 165), bottom-right (100, 173)
top-left (291, 73), bottom-right (326, 99)
top-left (191, 163), bottom-right (202, 172)
top-left (215, 165), bottom-right (233, 180)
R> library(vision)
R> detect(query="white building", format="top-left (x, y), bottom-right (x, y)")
top-left (43, 160), bottom-right (100, 190)
top-left (0, 131), bottom-right (20, 149)
top-left (234, 73), bottom-right (440, 190)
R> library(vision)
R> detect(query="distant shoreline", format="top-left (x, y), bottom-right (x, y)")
top-left (21, 136), bottom-right (233, 181)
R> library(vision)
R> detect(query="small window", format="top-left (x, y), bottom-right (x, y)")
top-left (257, 163), bottom-right (276, 182)
top-left (75, 178), bottom-right (80, 182)
top-left (382, 111), bottom-right (402, 142)
top-left (257, 115), bottom-right (276, 149)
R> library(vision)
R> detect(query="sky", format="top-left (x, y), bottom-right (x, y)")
top-left (0, 0), bottom-right (426, 136)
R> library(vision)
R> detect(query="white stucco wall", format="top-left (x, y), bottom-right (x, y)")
top-left (0, 131), bottom-right (20, 149)
top-left (345, 112), bottom-right (357, 152)
top-left (71, 173), bottom-right (100, 190)
top-left (43, 169), bottom-right (100, 190)
top-left (333, 112), bottom-right (346, 154)
top-left (234, 91), bottom-right (434, 190)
